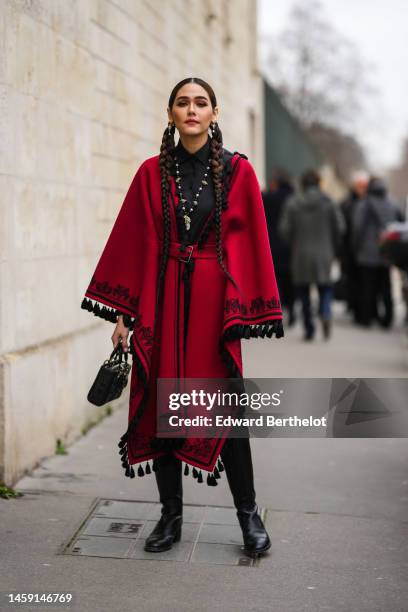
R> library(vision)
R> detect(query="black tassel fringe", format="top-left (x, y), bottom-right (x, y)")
top-left (222, 319), bottom-right (284, 342)
top-left (219, 319), bottom-right (284, 378)
top-left (118, 454), bottom-right (226, 487)
top-left (81, 297), bottom-right (135, 329)
top-left (116, 326), bottom-right (151, 481)
top-left (104, 305), bottom-right (283, 485)
top-left (206, 472), bottom-right (218, 486)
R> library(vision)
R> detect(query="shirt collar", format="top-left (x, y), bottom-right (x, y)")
top-left (174, 136), bottom-right (211, 164)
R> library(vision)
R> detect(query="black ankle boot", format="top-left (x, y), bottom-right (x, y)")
top-left (143, 505), bottom-right (182, 552)
top-left (144, 454), bottom-right (183, 553)
top-left (221, 437), bottom-right (271, 557)
top-left (236, 503), bottom-right (271, 557)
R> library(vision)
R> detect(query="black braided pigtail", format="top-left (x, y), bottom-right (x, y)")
top-left (210, 123), bottom-right (240, 292)
top-left (155, 123), bottom-right (175, 328)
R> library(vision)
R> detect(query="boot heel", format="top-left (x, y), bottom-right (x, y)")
top-left (173, 524), bottom-right (182, 542)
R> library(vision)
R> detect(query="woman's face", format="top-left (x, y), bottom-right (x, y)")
top-left (168, 83), bottom-right (218, 138)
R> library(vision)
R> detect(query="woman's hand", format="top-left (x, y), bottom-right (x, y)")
top-left (111, 315), bottom-right (130, 352)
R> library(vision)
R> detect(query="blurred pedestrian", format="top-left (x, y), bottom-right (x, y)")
top-left (262, 168), bottom-right (296, 325)
top-left (338, 170), bottom-right (369, 320)
top-left (352, 176), bottom-right (403, 328)
top-left (279, 169), bottom-right (345, 340)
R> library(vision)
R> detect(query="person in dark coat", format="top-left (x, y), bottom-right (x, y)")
top-left (352, 176), bottom-right (403, 328)
top-left (262, 168), bottom-right (296, 325)
top-left (339, 171), bottom-right (368, 321)
top-left (279, 169), bottom-right (345, 340)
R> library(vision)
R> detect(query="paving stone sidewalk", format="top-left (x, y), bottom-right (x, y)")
top-left (1, 308), bottom-right (407, 612)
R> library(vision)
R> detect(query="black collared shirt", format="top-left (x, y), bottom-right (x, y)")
top-left (171, 136), bottom-right (215, 244)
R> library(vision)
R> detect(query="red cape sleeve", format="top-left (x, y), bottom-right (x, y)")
top-left (80, 160), bottom-right (160, 360)
top-left (222, 156), bottom-right (284, 337)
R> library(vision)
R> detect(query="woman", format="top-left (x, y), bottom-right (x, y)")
top-left (81, 77), bottom-right (284, 557)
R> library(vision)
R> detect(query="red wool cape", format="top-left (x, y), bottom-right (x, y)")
top-left (81, 151), bottom-right (284, 486)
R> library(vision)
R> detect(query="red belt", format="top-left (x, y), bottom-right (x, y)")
top-left (158, 241), bottom-right (218, 353)
top-left (164, 242), bottom-right (218, 263)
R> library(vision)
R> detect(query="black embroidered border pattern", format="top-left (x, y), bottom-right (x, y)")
top-left (219, 296), bottom-right (284, 379)
top-left (117, 330), bottom-right (151, 480)
top-left (119, 340), bottom-right (225, 486)
top-left (81, 277), bottom-right (154, 357)
top-left (90, 276), bottom-right (139, 306)
top-left (82, 278), bottom-right (226, 486)
top-left (225, 296), bottom-right (282, 317)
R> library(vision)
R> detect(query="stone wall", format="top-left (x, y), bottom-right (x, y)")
top-left (0, 0), bottom-right (263, 484)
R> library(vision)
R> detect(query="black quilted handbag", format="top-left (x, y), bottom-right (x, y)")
top-left (87, 342), bottom-right (131, 406)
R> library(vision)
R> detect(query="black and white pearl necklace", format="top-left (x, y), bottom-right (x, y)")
top-left (174, 156), bottom-right (211, 231)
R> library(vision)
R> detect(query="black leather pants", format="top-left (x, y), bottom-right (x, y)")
top-left (220, 436), bottom-right (256, 510)
top-left (152, 453), bottom-right (183, 514)
top-left (152, 437), bottom-right (256, 511)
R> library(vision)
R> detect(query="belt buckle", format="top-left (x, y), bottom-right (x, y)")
top-left (179, 245), bottom-right (194, 263)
